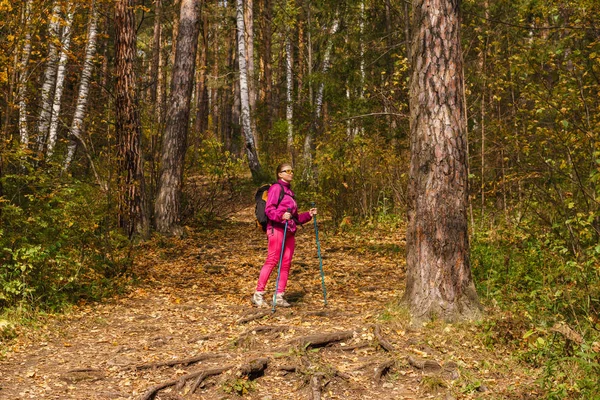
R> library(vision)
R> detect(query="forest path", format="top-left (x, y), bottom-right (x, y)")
top-left (0, 206), bottom-right (533, 399)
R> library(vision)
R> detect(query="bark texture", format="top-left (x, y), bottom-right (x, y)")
top-left (17, 0), bottom-right (34, 146)
top-left (154, 0), bottom-right (200, 234)
top-left (115, 0), bottom-right (149, 238)
top-left (36, 3), bottom-right (62, 152)
top-left (403, 0), bottom-right (480, 321)
top-left (236, 0), bottom-right (261, 177)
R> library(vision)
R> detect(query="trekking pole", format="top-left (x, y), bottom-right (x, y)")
top-left (311, 202), bottom-right (328, 306)
top-left (272, 208), bottom-right (291, 312)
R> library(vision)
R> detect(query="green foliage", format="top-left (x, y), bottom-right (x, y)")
top-left (222, 377), bottom-right (256, 396)
top-left (0, 158), bottom-right (130, 312)
top-left (308, 123), bottom-right (408, 225)
top-left (472, 219), bottom-right (600, 398)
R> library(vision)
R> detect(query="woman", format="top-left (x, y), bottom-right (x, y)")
top-left (252, 163), bottom-right (317, 307)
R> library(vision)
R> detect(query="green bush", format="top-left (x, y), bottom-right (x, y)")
top-left (0, 166), bottom-right (130, 312)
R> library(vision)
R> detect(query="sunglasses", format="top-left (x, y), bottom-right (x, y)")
top-left (280, 169), bottom-right (294, 174)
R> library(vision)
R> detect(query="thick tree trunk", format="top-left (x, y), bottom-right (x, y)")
top-left (36, 2), bottom-right (62, 153)
top-left (236, 0), bottom-right (261, 177)
top-left (115, 0), bottom-right (150, 238)
top-left (155, 0), bottom-right (200, 235)
top-left (17, 0), bottom-right (34, 147)
top-left (47, 4), bottom-right (75, 158)
top-left (403, 0), bottom-right (480, 322)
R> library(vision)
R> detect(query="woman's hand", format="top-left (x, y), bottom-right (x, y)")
top-left (309, 208), bottom-right (317, 216)
top-left (282, 212), bottom-right (292, 221)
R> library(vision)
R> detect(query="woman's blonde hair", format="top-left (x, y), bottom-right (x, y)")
top-left (276, 162), bottom-right (293, 175)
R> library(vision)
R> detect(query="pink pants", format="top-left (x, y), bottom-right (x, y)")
top-left (256, 228), bottom-right (295, 293)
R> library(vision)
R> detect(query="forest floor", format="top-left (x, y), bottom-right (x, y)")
top-left (0, 205), bottom-right (541, 400)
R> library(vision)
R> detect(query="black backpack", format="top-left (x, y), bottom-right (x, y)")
top-left (255, 182), bottom-right (285, 231)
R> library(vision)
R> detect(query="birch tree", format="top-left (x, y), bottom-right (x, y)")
top-left (17, 0), bottom-right (34, 147)
top-left (115, 0), bottom-right (149, 238)
top-left (403, 0), bottom-right (481, 321)
top-left (155, 0), bottom-right (200, 235)
top-left (236, 0), bottom-right (261, 177)
top-left (284, 0), bottom-right (294, 154)
top-left (303, 18), bottom-right (338, 163)
top-left (37, 2), bottom-right (62, 153)
top-left (46, 4), bottom-right (75, 158)
top-left (63, 2), bottom-right (100, 186)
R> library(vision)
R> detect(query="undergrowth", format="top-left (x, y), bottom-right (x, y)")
top-left (471, 219), bottom-right (600, 399)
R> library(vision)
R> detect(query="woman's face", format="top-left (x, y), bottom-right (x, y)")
top-left (278, 165), bottom-right (294, 183)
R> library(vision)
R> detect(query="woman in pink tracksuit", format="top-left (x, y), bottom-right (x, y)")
top-left (252, 163), bottom-right (317, 308)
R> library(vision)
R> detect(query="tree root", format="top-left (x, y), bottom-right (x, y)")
top-left (374, 325), bottom-right (395, 352)
top-left (294, 330), bottom-right (355, 349)
top-left (407, 356), bottom-right (442, 372)
top-left (234, 325), bottom-right (289, 346)
top-left (139, 357), bottom-right (269, 400)
top-left (139, 365), bottom-right (233, 400)
top-left (310, 372), bottom-right (325, 400)
top-left (189, 366), bottom-right (232, 394)
top-left (374, 359), bottom-right (395, 381)
top-left (134, 353), bottom-right (223, 370)
top-left (237, 357), bottom-right (269, 380)
top-left (237, 310), bottom-right (270, 324)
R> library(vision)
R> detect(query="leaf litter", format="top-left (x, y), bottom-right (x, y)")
top-left (0, 206), bottom-right (539, 399)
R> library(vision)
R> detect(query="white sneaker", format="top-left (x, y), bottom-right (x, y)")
top-left (275, 293), bottom-right (291, 307)
top-left (252, 291), bottom-right (268, 308)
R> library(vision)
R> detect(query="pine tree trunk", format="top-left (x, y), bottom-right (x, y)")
top-left (36, 2), bottom-right (62, 153)
top-left (403, 0), bottom-right (480, 322)
top-left (193, 3), bottom-right (209, 136)
top-left (17, 0), bottom-right (34, 147)
top-left (236, 0), bottom-right (261, 177)
top-left (149, 0), bottom-right (162, 105)
top-left (47, 4), bottom-right (75, 158)
top-left (154, 0), bottom-right (200, 235)
top-left (115, 0), bottom-right (150, 238)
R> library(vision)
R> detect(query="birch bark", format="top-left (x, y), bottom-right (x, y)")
top-left (17, 0), bottom-right (34, 147)
top-left (37, 3), bottom-right (62, 152)
top-left (285, 29), bottom-right (294, 153)
top-left (64, 2), bottom-right (99, 176)
top-left (47, 5), bottom-right (75, 158)
top-left (236, 0), bottom-right (261, 177)
top-left (304, 18), bottom-right (338, 163)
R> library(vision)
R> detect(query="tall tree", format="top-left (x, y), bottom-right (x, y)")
top-left (63, 1), bottom-right (101, 188)
top-left (115, 0), bottom-right (149, 238)
top-left (47, 3), bottom-right (75, 158)
top-left (235, 0), bottom-right (261, 177)
top-left (36, 2), bottom-right (62, 153)
top-left (403, 0), bottom-right (480, 321)
top-left (154, 0), bottom-right (200, 235)
top-left (17, 0), bottom-right (34, 147)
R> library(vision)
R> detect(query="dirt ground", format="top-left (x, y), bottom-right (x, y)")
top-left (0, 206), bottom-right (538, 400)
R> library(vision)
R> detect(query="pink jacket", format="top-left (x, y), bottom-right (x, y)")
top-left (265, 180), bottom-right (312, 233)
